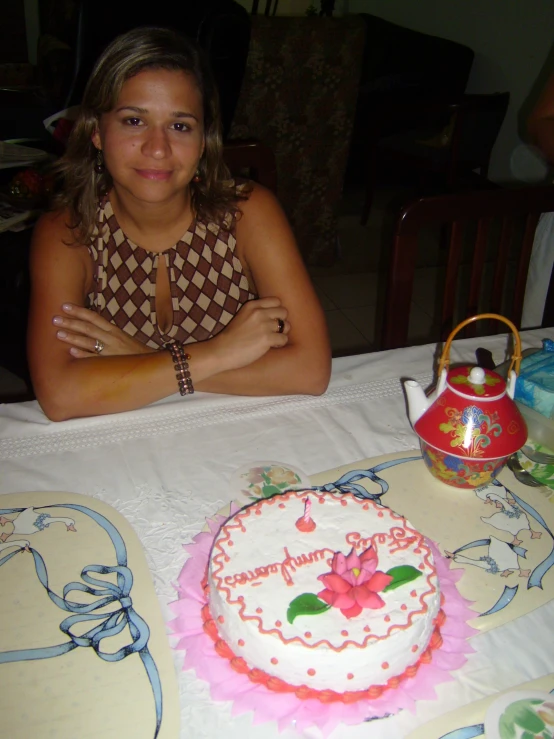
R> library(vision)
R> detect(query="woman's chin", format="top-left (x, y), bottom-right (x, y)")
top-left (114, 180), bottom-right (188, 206)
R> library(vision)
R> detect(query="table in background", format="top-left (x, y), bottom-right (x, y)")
top-left (1, 328), bottom-right (554, 738)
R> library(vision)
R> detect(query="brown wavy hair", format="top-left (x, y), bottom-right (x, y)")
top-left (52, 26), bottom-right (246, 244)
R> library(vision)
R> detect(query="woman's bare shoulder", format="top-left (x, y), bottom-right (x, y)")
top-left (237, 181), bottom-right (277, 211)
top-left (33, 207), bottom-right (79, 245)
top-left (32, 208), bottom-right (92, 269)
top-left (234, 182), bottom-right (287, 236)
top-left (30, 207), bottom-right (91, 286)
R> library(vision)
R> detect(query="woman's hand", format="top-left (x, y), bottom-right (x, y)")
top-left (211, 297), bottom-right (290, 371)
top-left (53, 303), bottom-right (156, 357)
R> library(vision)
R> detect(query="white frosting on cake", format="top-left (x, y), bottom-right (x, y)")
top-left (207, 491), bottom-right (441, 695)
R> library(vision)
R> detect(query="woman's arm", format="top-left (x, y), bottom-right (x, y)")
top-left (28, 190), bottom-right (329, 420)
top-left (27, 210), bottom-right (289, 420)
top-left (27, 211), bottom-right (217, 419)
top-left (528, 71), bottom-right (554, 164)
top-left (194, 183), bottom-right (331, 397)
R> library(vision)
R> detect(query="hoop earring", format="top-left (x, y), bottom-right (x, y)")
top-left (192, 169), bottom-right (201, 183)
top-left (94, 149), bottom-right (105, 174)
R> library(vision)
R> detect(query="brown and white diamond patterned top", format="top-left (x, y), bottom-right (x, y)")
top-left (87, 198), bottom-right (256, 349)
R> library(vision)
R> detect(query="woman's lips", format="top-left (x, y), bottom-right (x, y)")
top-left (135, 169), bottom-right (172, 181)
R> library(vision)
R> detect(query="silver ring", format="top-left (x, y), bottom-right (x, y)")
top-left (276, 318), bottom-right (285, 334)
top-left (94, 339), bottom-right (105, 354)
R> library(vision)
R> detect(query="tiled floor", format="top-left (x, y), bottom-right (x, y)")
top-left (311, 269), bottom-right (439, 356)
top-left (0, 185), bottom-right (441, 401)
top-left (309, 185), bottom-right (441, 357)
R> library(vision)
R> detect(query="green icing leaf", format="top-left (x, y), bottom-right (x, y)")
top-left (383, 565), bottom-right (423, 592)
top-left (287, 593), bottom-right (331, 624)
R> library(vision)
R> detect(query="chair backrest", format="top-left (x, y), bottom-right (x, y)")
top-left (381, 184), bottom-right (554, 349)
top-left (450, 92), bottom-right (510, 178)
top-left (223, 139), bottom-right (277, 192)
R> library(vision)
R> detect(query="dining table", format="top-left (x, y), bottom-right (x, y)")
top-left (1, 326), bottom-right (554, 739)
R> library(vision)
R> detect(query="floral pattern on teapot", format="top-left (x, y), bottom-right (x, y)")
top-left (439, 405), bottom-right (503, 457)
top-left (405, 314), bottom-right (528, 488)
top-left (420, 442), bottom-right (507, 488)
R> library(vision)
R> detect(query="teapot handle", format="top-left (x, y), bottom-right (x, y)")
top-left (438, 313), bottom-right (523, 378)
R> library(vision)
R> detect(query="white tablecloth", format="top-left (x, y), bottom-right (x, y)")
top-left (1, 328), bottom-right (554, 738)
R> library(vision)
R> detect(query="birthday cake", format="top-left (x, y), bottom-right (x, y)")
top-left (204, 490), bottom-right (444, 702)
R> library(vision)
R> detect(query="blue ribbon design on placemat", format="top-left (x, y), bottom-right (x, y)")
top-left (0, 503), bottom-right (163, 738)
top-left (479, 584), bottom-right (519, 617)
top-left (316, 456), bottom-right (421, 501)
top-left (451, 538), bottom-right (527, 559)
top-left (491, 478), bottom-right (554, 590)
top-left (438, 726), bottom-right (484, 738)
top-left (449, 536), bottom-right (524, 618)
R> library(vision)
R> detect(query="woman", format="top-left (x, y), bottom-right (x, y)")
top-left (28, 27), bottom-right (331, 421)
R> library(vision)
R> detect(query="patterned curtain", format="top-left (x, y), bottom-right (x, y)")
top-left (229, 15), bottom-right (365, 265)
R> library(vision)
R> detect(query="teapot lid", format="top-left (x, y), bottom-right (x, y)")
top-left (447, 366), bottom-right (506, 399)
top-left (414, 363), bottom-right (527, 459)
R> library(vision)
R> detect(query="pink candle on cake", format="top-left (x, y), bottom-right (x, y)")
top-left (295, 496), bottom-right (316, 532)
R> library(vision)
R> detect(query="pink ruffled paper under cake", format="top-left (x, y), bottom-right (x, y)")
top-left (169, 505), bottom-right (476, 736)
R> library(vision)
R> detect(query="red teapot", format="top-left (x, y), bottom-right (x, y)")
top-left (405, 314), bottom-right (527, 489)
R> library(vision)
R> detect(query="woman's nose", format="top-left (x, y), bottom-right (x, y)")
top-left (142, 127), bottom-right (170, 159)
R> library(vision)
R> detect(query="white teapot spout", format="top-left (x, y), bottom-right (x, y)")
top-left (404, 369), bottom-right (447, 427)
top-left (404, 380), bottom-right (430, 427)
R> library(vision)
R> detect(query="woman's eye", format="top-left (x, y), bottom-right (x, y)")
top-left (124, 117), bottom-right (142, 126)
top-left (172, 122), bottom-right (190, 132)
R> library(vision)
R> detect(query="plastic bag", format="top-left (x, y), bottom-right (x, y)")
top-left (515, 339), bottom-right (554, 418)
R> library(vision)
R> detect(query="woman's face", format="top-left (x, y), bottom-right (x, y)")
top-left (92, 68), bottom-right (205, 206)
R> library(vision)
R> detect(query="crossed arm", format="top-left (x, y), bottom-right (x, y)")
top-left (27, 185), bottom-right (331, 420)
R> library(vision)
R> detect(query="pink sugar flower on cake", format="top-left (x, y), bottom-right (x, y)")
top-left (317, 547), bottom-right (393, 619)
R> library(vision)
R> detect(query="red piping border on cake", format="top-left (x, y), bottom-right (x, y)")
top-left (210, 491), bottom-right (438, 651)
top-left (201, 599), bottom-right (446, 704)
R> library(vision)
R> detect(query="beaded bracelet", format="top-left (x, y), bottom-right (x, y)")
top-left (166, 341), bottom-right (194, 396)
